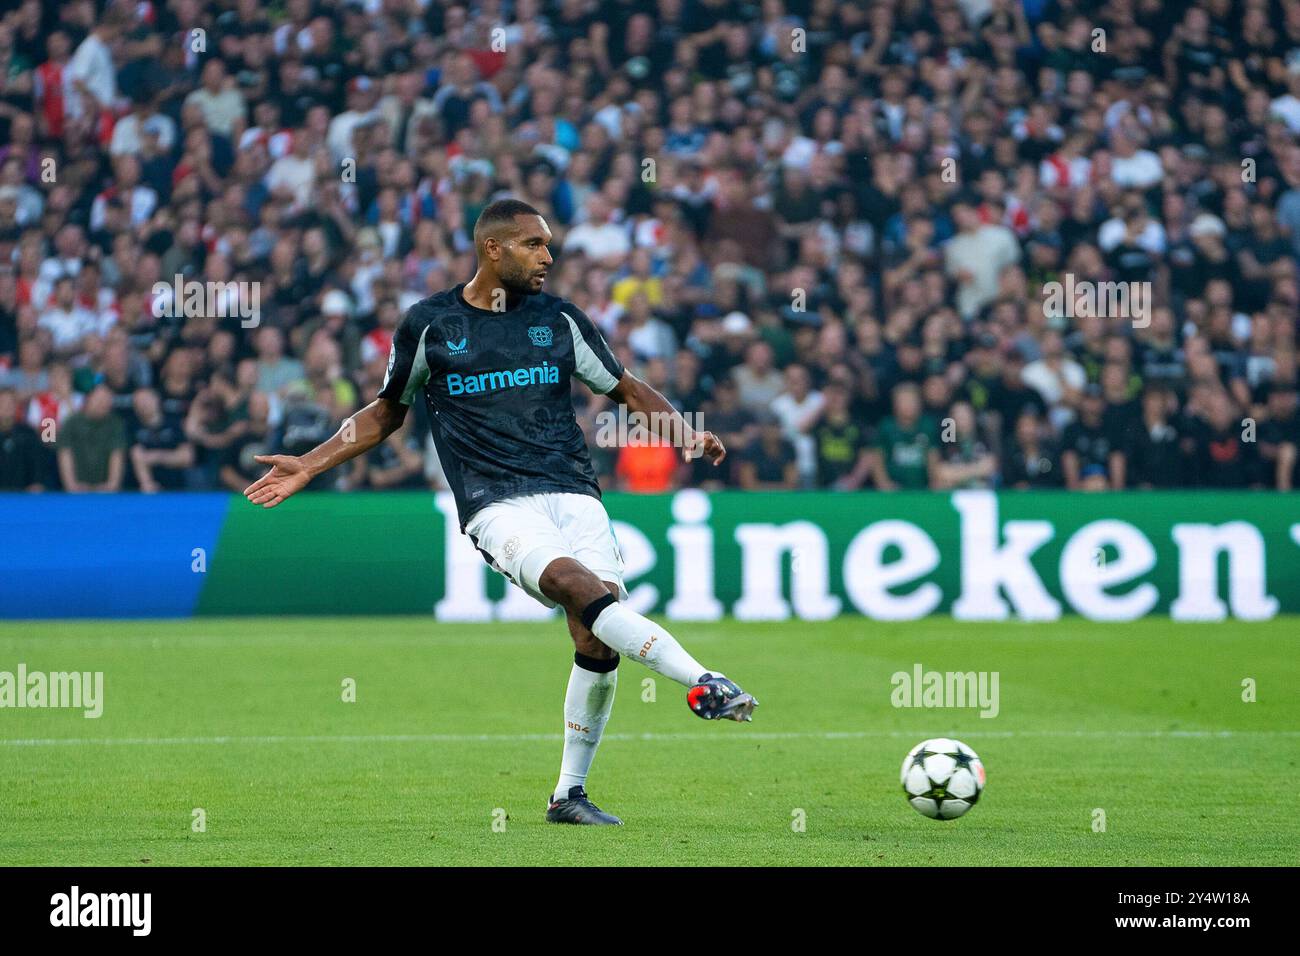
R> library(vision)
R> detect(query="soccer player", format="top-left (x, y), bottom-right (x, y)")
top-left (243, 199), bottom-right (758, 826)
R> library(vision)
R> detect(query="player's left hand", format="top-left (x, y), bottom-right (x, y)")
top-left (686, 430), bottom-right (726, 465)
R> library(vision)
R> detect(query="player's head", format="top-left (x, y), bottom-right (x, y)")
top-left (472, 199), bottom-right (552, 296)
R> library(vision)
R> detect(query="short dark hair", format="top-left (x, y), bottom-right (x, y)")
top-left (472, 198), bottom-right (542, 248)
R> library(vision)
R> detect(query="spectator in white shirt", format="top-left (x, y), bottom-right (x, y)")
top-left (1109, 129), bottom-right (1163, 190)
top-left (33, 225), bottom-right (88, 309)
top-left (328, 77), bottom-right (382, 163)
top-left (1098, 193), bottom-right (1167, 255)
top-left (266, 129), bottom-right (317, 213)
top-left (563, 193), bottom-right (631, 266)
top-left (624, 292), bottom-right (677, 362)
top-left (1039, 134), bottom-right (1093, 193)
top-left (1022, 330), bottom-right (1087, 430)
top-left (66, 12), bottom-right (125, 123)
top-left (109, 87), bottom-right (178, 157)
top-left (90, 154), bottom-right (158, 232)
top-left (770, 363), bottom-right (824, 483)
top-left (944, 199), bottom-right (1022, 320)
top-left (1269, 69), bottom-right (1300, 134)
top-left (39, 277), bottom-right (103, 356)
top-left (578, 267), bottom-right (624, 335)
top-left (183, 59), bottom-right (247, 139)
top-left (731, 340), bottom-right (785, 411)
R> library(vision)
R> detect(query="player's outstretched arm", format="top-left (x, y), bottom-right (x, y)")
top-left (607, 370), bottom-right (726, 466)
top-left (243, 397), bottom-right (409, 508)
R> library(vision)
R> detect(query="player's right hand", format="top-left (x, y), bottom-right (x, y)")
top-left (244, 455), bottom-right (312, 508)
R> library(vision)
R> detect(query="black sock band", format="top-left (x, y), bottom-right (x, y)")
top-left (580, 593), bottom-right (617, 631)
top-left (574, 651), bottom-right (619, 673)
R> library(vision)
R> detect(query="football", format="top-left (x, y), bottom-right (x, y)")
top-left (901, 738), bottom-right (986, 820)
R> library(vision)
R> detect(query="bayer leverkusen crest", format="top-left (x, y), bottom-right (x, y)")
top-left (527, 326), bottom-right (553, 347)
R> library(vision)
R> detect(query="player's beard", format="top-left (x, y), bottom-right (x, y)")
top-left (499, 258), bottom-right (542, 296)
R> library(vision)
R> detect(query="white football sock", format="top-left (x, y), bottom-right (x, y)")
top-left (553, 659), bottom-right (618, 803)
top-left (589, 603), bottom-right (710, 687)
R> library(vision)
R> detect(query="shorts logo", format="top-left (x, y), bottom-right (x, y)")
top-left (527, 326), bottom-right (552, 347)
top-left (447, 337), bottom-right (468, 354)
top-left (502, 536), bottom-right (521, 560)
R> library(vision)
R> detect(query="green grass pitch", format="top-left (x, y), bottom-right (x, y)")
top-left (0, 616), bottom-right (1295, 866)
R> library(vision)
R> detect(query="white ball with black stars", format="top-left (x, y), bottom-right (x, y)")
top-left (900, 738), bottom-right (985, 820)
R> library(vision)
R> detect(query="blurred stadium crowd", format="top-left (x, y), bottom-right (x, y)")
top-left (0, 0), bottom-right (1298, 495)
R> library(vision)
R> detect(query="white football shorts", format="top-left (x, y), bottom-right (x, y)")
top-left (463, 492), bottom-right (628, 609)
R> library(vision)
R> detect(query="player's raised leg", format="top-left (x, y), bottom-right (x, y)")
top-left (538, 557), bottom-right (758, 721)
top-left (546, 582), bottom-right (623, 826)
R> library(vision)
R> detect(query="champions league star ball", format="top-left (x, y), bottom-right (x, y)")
top-left (900, 738), bottom-right (985, 820)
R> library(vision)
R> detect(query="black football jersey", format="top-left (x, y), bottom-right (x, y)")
top-left (378, 283), bottom-right (625, 529)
